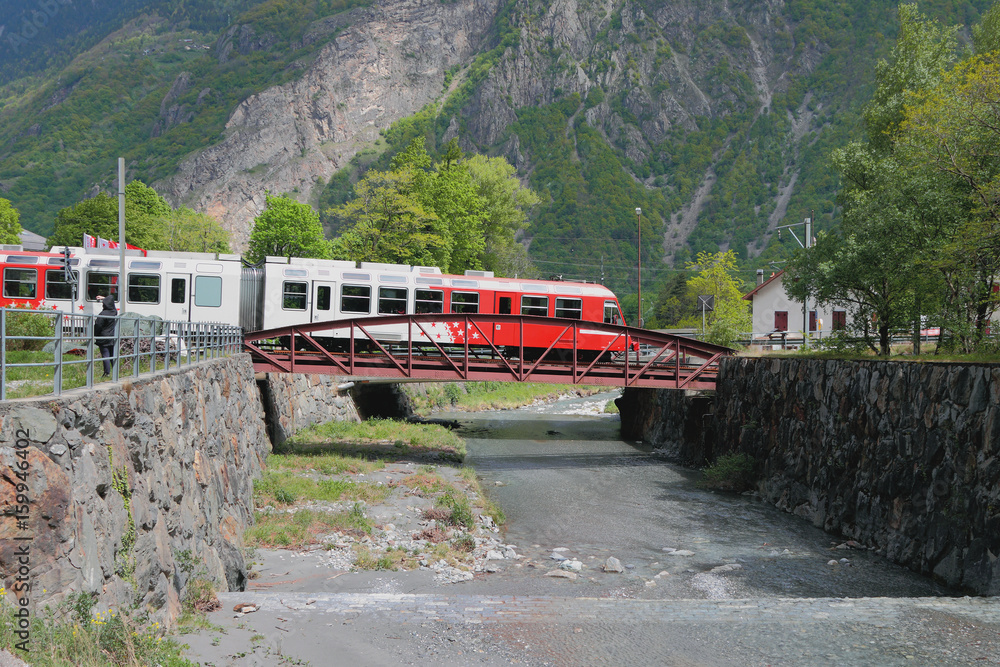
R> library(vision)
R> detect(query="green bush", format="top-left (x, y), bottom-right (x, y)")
top-left (700, 452), bottom-right (755, 492)
top-left (437, 491), bottom-right (474, 528)
top-left (4, 307), bottom-right (55, 351)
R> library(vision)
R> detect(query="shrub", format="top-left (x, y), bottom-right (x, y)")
top-left (4, 305), bottom-right (55, 351)
top-left (700, 452), bottom-right (755, 492)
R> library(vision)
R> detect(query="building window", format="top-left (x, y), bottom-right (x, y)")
top-left (450, 292), bottom-right (479, 314)
top-left (378, 287), bottom-right (407, 315)
top-left (833, 311), bottom-right (847, 331)
top-left (282, 281), bottom-right (307, 310)
top-left (774, 311), bottom-right (788, 331)
top-left (415, 289), bottom-right (443, 314)
top-left (45, 269), bottom-right (78, 300)
top-left (555, 297), bottom-right (583, 319)
top-left (341, 285), bottom-right (371, 313)
top-left (521, 295), bottom-right (548, 316)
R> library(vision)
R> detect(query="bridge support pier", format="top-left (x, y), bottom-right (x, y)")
top-left (617, 387), bottom-right (715, 464)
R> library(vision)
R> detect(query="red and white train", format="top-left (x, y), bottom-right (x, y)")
top-left (0, 245), bottom-right (629, 359)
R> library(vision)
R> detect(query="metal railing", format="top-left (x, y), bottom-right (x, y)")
top-left (1, 308), bottom-right (243, 400)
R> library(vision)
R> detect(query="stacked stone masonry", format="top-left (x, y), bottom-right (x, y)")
top-left (623, 357), bottom-right (1000, 595)
top-left (0, 356), bottom-right (272, 624)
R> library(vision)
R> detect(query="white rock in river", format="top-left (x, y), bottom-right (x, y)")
top-left (486, 550), bottom-right (504, 560)
top-left (502, 547), bottom-right (519, 559)
top-left (545, 570), bottom-right (578, 580)
top-left (603, 557), bottom-right (624, 573)
top-left (667, 550), bottom-right (695, 557)
top-left (560, 560), bottom-right (583, 572)
top-left (710, 564), bottom-right (743, 573)
top-left (550, 552), bottom-right (568, 561)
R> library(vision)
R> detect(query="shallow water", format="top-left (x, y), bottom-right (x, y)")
top-left (444, 392), bottom-right (953, 600)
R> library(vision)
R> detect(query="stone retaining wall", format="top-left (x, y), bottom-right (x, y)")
top-left (258, 373), bottom-right (361, 449)
top-left (0, 356), bottom-right (270, 624)
top-left (623, 357), bottom-right (1000, 595)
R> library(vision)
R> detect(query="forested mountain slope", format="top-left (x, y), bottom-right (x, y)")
top-left (0, 0), bottom-right (992, 298)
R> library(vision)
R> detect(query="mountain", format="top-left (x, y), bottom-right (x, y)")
top-left (0, 0), bottom-right (992, 301)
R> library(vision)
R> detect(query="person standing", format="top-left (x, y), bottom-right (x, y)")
top-left (94, 294), bottom-right (118, 377)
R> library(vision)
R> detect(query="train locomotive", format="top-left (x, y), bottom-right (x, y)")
top-left (0, 245), bottom-right (629, 360)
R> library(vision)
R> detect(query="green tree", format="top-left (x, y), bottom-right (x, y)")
top-left (47, 181), bottom-right (172, 250)
top-left (0, 198), bottom-right (23, 245)
top-left (162, 207), bottom-right (231, 253)
top-left (788, 4), bottom-right (959, 355)
top-left (330, 169), bottom-right (444, 266)
top-left (465, 154), bottom-right (539, 277)
top-left (685, 250), bottom-right (750, 347)
top-left (246, 194), bottom-right (332, 264)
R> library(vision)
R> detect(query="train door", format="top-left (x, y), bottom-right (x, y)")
top-left (494, 291), bottom-right (517, 345)
top-left (312, 281), bottom-right (335, 323)
top-left (164, 274), bottom-right (191, 322)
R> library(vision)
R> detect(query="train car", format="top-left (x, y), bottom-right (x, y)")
top-left (4, 245), bottom-right (628, 360)
top-left (245, 255), bottom-right (627, 359)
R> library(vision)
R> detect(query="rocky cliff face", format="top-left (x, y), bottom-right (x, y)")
top-left (158, 0), bottom-right (502, 249)
top-left (156, 0), bottom-right (827, 253)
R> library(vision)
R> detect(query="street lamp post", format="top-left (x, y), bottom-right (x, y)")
top-left (636, 207), bottom-right (642, 328)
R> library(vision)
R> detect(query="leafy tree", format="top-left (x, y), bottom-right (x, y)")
top-left (47, 181), bottom-right (172, 250)
top-left (685, 250), bottom-right (750, 347)
top-left (465, 154), bottom-right (539, 277)
top-left (161, 207), bottom-right (231, 253)
top-left (787, 4), bottom-right (959, 355)
top-left (330, 169), bottom-right (444, 266)
top-left (246, 194), bottom-right (332, 264)
top-left (331, 139), bottom-right (538, 275)
top-left (0, 199), bottom-right (24, 245)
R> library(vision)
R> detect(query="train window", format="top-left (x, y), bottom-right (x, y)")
top-left (283, 269), bottom-right (308, 277)
top-left (452, 279), bottom-right (478, 288)
top-left (3, 268), bottom-right (36, 299)
top-left (194, 275), bottom-right (223, 307)
top-left (130, 261), bottom-right (161, 270)
top-left (89, 260), bottom-right (119, 269)
top-left (47, 257), bottom-right (80, 266)
top-left (604, 301), bottom-right (621, 325)
top-left (521, 295), bottom-right (548, 316)
top-left (343, 272), bottom-right (371, 282)
top-left (128, 274), bottom-right (160, 304)
top-left (415, 277), bottom-right (443, 286)
top-left (171, 279), bottom-right (186, 304)
top-left (45, 270), bottom-right (78, 300)
top-left (451, 292), bottom-right (479, 314)
top-left (86, 273), bottom-right (118, 301)
top-left (282, 281), bottom-right (308, 310)
top-left (498, 296), bottom-right (512, 315)
top-left (378, 287), bottom-right (407, 314)
top-left (522, 283), bottom-right (550, 293)
top-left (555, 298), bottom-right (583, 319)
top-left (379, 275), bottom-right (407, 284)
top-left (341, 285), bottom-right (371, 313)
top-left (316, 285), bottom-right (332, 311)
top-left (8, 256), bottom-right (38, 264)
top-left (415, 289), bottom-right (443, 313)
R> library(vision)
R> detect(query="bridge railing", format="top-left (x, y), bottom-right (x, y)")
top-left (1, 307), bottom-right (242, 400)
top-left (244, 314), bottom-right (734, 390)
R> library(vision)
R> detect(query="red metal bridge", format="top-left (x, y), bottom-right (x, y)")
top-left (243, 314), bottom-right (734, 390)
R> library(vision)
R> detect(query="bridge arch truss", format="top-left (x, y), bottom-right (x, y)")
top-left (243, 314), bottom-right (733, 390)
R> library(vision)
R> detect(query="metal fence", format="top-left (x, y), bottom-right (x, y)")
top-left (1, 308), bottom-right (243, 400)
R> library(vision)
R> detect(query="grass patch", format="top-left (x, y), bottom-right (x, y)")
top-left (265, 452), bottom-right (385, 476)
top-left (603, 399), bottom-right (620, 414)
top-left (459, 467), bottom-right (506, 526)
top-left (289, 418), bottom-right (465, 460)
top-left (246, 505), bottom-right (373, 549)
top-left (253, 470), bottom-right (392, 507)
top-left (0, 593), bottom-right (194, 667)
top-left (404, 382), bottom-right (608, 414)
top-left (435, 490), bottom-right (475, 529)
top-left (700, 452), bottom-right (755, 492)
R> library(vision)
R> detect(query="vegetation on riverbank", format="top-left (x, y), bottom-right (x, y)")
top-left (0, 593), bottom-right (194, 667)
top-left (288, 417), bottom-right (466, 460)
top-left (403, 381), bottom-right (609, 415)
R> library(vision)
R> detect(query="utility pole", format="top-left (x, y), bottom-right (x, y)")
top-left (118, 157), bottom-right (126, 314)
top-left (636, 207), bottom-right (642, 328)
top-left (776, 213), bottom-right (813, 349)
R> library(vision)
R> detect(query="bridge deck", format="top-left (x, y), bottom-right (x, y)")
top-left (243, 314), bottom-right (733, 390)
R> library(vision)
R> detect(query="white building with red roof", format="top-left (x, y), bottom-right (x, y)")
top-left (742, 270), bottom-right (850, 345)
